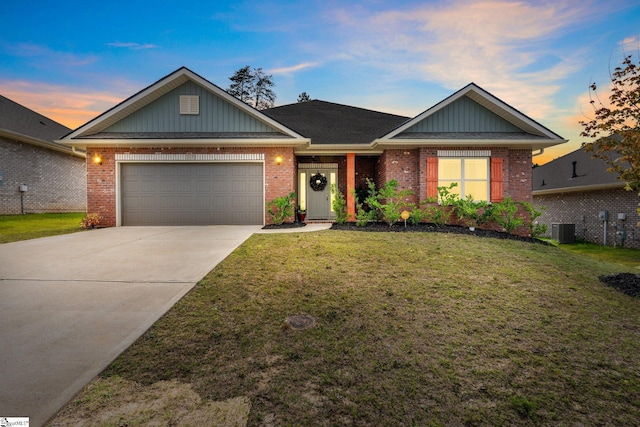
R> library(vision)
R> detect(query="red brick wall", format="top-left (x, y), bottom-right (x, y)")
top-left (86, 146), bottom-right (296, 227)
top-left (376, 149), bottom-right (419, 204)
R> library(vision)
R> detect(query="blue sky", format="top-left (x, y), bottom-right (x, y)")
top-left (1, 0), bottom-right (638, 163)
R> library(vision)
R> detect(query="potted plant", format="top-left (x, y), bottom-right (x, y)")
top-left (297, 207), bottom-right (306, 222)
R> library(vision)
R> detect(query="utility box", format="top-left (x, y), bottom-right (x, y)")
top-left (551, 223), bottom-right (575, 244)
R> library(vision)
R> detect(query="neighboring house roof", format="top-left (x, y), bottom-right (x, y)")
top-left (59, 67), bottom-right (308, 148)
top-left (263, 100), bottom-right (410, 148)
top-left (375, 83), bottom-right (566, 149)
top-left (0, 94), bottom-right (82, 157)
top-left (532, 146), bottom-right (624, 195)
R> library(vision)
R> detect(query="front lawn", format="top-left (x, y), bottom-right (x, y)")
top-left (0, 212), bottom-right (86, 243)
top-left (51, 231), bottom-right (639, 426)
top-left (558, 241), bottom-right (640, 270)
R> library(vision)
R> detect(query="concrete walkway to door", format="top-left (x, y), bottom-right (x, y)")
top-left (0, 226), bottom-right (260, 427)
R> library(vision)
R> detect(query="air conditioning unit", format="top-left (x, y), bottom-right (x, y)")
top-left (551, 223), bottom-right (575, 244)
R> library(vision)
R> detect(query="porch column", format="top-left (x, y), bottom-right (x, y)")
top-left (346, 153), bottom-right (356, 220)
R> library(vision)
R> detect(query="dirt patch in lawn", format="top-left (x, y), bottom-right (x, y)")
top-left (50, 377), bottom-right (250, 427)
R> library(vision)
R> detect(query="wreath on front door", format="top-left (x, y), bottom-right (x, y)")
top-left (309, 172), bottom-right (327, 191)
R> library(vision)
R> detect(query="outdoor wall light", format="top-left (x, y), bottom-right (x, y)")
top-left (93, 154), bottom-right (103, 165)
top-left (275, 155), bottom-right (283, 165)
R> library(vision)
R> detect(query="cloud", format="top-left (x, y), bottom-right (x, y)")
top-left (107, 42), bottom-right (158, 50)
top-left (0, 80), bottom-right (126, 129)
top-left (325, 0), bottom-right (595, 119)
top-left (270, 62), bottom-right (319, 75)
top-left (620, 36), bottom-right (639, 52)
top-left (3, 42), bottom-right (97, 67)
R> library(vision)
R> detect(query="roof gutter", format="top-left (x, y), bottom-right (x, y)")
top-left (533, 182), bottom-right (626, 196)
top-left (1, 129), bottom-right (86, 158)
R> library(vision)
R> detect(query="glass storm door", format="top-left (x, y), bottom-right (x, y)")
top-left (305, 170), bottom-right (336, 220)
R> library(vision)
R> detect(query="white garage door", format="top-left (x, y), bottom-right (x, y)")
top-left (120, 163), bottom-right (263, 225)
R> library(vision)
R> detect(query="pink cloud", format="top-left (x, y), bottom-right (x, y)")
top-left (0, 80), bottom-right (124, 129)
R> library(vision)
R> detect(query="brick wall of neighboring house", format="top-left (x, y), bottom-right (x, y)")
top-left (86, 146), bottom-right (296, 227)
top-left (534, 187), bottom-right (640, 249)
top-left (0, 138), bottom-right (86, 214)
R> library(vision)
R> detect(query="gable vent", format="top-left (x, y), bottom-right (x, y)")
top-left (180, 95), bottom-right (199, 115)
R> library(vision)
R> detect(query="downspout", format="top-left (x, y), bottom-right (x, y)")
top-left (532, 148), bottom-right (544, 157)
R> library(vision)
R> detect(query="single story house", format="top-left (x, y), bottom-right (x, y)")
top-left (533, 147), bottom-right (639, 248)
top-left (59, 67), bottom-right (566, 227)
top-left (0, 94), bottom-right (86, 214)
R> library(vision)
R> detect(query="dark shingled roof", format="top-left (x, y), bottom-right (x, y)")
top-left (263, 100), bottom-right (409, 145)
top-left (532, 146), bottom-right (623, 193)
top-left (0, 94), bottom-right (71, 143)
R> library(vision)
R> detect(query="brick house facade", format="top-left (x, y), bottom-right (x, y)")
top-left (0, 95), bottom-right (86, 215)
top-left (533, 147), bottom-right (639, 248)
top-left (59, 67), bottom-right (566, 229)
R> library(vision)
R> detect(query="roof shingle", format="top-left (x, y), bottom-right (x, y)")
top-left (263, 100), bottom-right (409, 145)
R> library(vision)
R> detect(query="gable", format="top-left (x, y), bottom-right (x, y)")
top-left (403, 96), bottom-right (521, 133)
top-left (375, 83), bottom-right (567, 150)
top-left (59, 67), bottom-right (307, 147)
top-left (104, 81), bottom-right (279, 134)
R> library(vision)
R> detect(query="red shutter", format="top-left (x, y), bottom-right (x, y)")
top-left (426, 157), bottom-right (438, 199)
top-left (490, 157), bottom-right (503, 202)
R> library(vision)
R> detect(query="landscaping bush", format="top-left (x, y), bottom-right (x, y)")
top-left (364, 179), bottom-right (414, 226)
top-left (331, 184), bottom-right (348, 224)
top-left (267, 192), bottom-right (296, 225)
top-left (490, 197), bottom-right (524, 233)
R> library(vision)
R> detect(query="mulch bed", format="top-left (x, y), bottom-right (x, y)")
top-left (599, 273), bottom-right (640, 297)
top-left (261, 222), bottom-right (307, 230)
top-left (330, 221), bottom-right (550, 245)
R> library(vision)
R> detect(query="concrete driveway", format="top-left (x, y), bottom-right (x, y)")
top-left (0, 225), bottom-right (260, 427)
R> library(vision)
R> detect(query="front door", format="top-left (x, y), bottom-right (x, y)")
top-left (305, 169), bottom-right (336, 220)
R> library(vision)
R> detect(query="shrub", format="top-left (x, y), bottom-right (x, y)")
top-left (80, 213), bottom-right (102, 229)
top-left (421, 184), bottom-right (460, 227)
top-left (267, 192), bottom-right (296, 225)
top-left (491, 197), bottom-right (524, 233)
top-left (364, 179), bottom-right (414, 226)
top-left (520, 201), bottom-right (547, 238)
top-left (454, 195), bottom-right (480, 227)
top-left (407, 202), bottom-right (428, 225)
top-left (331, 184), bottom-right (348, 224)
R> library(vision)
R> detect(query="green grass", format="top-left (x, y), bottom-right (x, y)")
top-left (57, 230), bottom-right (639, 426)
top-left (558, 241), bottom-right (640, 270)
top-left (0, 212), bottom-right (86, 243)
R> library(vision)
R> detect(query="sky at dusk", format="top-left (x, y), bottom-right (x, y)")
top-left (1, 0), bottom-right (639, 164)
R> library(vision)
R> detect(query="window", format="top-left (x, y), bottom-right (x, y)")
top-left (438, 158), bottom-right (489, 201)
top-left (179, 95), bottom-right (199, 115)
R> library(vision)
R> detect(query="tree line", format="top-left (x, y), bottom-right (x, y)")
top-left (226, 65), bottom-right (311, 110)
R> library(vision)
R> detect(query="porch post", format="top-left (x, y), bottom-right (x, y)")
top-left (346, 153), bottom-right (356, 220)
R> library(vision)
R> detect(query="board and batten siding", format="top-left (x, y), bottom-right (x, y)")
top-left (406, 96), bottom-right (521, 133)
top-left (104, 81), bottom-right (276, 133)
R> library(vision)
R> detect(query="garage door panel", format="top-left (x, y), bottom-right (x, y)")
top-left (121, 163), bottom-right (263, 225)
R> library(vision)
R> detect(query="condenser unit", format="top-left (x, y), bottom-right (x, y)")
top-left (551, 223), bottom-right (575, 244)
